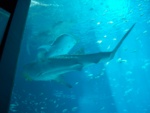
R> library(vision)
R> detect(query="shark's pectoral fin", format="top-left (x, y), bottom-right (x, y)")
top-left (62, 81), bottom-right (72, 88)
top-left (55, 76), bottom-right (72, 88)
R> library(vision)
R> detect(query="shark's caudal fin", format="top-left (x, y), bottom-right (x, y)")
top-left (110, 23), bottom-right (136, 59)
top-left (37, 34), bottom-right (77, 61)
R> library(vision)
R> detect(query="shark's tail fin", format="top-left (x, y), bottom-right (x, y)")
top-left (110, 23), bottom-right (136, 59)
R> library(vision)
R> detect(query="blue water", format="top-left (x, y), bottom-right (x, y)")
top-left (9, 0), bottom-right (150, 113)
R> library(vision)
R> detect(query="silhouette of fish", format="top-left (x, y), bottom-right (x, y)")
top-left (23, 24), bottom-right (135, 88)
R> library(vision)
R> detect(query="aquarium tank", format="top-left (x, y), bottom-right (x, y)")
top-left (9, 0), bottom-right (150, 113)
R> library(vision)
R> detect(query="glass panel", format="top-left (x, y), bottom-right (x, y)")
top-left (9, 0), bottom-right (150, 113)
top-left (0, 8), bottom-right (10, 45)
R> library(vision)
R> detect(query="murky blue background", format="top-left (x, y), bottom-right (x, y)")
top-left (9, 0), bottom-right (150, 113)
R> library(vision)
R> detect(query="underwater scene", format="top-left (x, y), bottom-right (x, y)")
top-left (9, 0), bottom-right (150, 113)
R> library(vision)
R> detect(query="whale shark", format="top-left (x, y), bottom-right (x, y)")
top-left (23, 24), bottom-right (135, 88)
